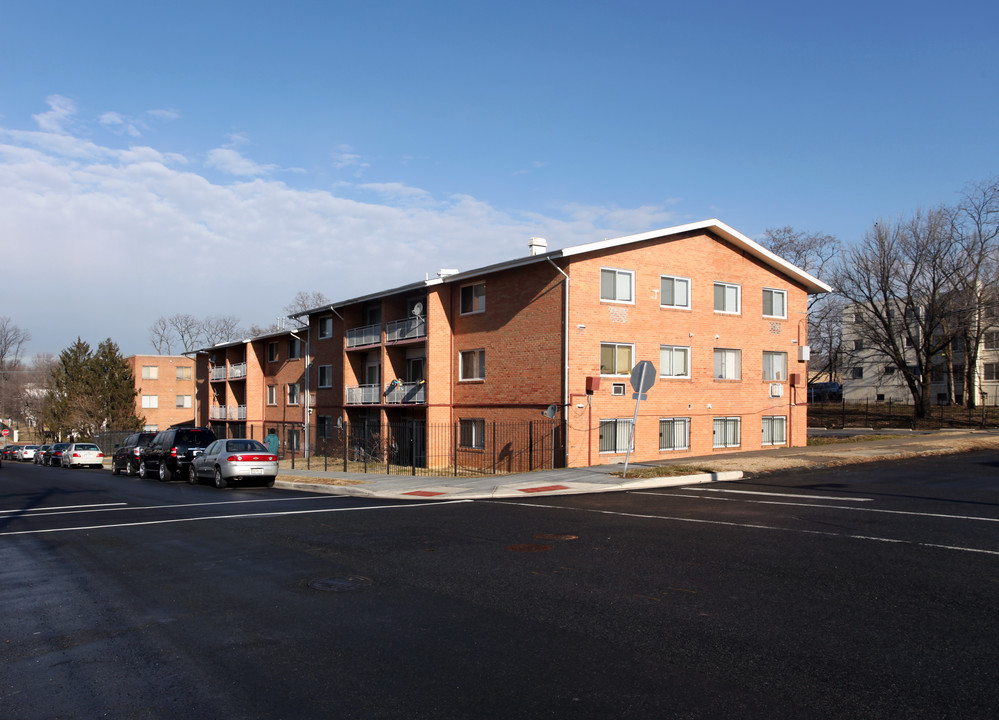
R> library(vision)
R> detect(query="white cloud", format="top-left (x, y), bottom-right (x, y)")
top-left (206, 147), bottom-right (276, 176)
top-left (32, 94), bottom-right (77, 133)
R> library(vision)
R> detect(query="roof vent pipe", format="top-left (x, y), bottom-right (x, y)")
top-left (529, 237), bottom-right (548, 256)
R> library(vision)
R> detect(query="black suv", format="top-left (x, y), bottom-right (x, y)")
top-left (111, 432), bottom-right (157, 476)
top-left (140, 427), bottom-right (217, 481)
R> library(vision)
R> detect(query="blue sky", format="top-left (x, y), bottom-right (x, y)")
top-left (2, 0), bottom-right (996, 357)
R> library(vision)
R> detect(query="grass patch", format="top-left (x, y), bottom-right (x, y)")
top-left (610, 464), bottom-right (717, 479)
top-left (807, 434), bottom-right (905, 446)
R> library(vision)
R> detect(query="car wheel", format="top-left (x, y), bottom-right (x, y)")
top-left (111, 461), bottom-right (120, 475)
top-left (213, 467), bottom-right (227, 489)
top-left (264, 477), bottom-right (275, 488)
top-left (138, 461), bottom-right (148, 479)
top-left (188, 464), bottom-right (199, 485)
top-left (158, 462), bottom-right (172, 482)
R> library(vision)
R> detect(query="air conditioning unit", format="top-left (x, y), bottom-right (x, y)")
top-left (612, 383), bottom-right (626, 396)
top-left (770, 383), bottom-right (784, 398)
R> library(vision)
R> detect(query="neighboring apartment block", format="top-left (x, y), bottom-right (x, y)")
top-left (127, 355), bottom-right (197, 431)
top-left (195, 219), bottom-right (830, 468)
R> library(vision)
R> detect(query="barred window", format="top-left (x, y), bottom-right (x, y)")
top-left (713, 417), bottom-right (740, 448)
top-left (459, 418), bottom-right (485, 449)
top-left (659, 418), bottom-right (690, 451)
top-left (762, 416), bottom-right (786, 446)
top-left (599, 419), bottom-right (634, 453)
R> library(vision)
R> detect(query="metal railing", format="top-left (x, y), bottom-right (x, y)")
top-left (229, 405), bottom-right (247, 420)
top-left (346, 323), bottom-right (381, 348)
top-left (385, 381), bottom-right (426, 404)
top-left (229, 362), bottom-right (247, 379)
top-left (345, 384), bottom-right (381, 404)
top-left (209, 366), bottom-right (227, 381)
top-left (209, 405), bottom-right (227, 420)
top-left (386, 317), bottom-right (426, 342)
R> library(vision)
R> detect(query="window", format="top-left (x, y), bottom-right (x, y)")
top-left (459, 418), bottom-right (485, 449)
top-left (762, 416), bottom-right (786, 446)
top-left (854, 339), bottom-right (864, 351)
top-left (985, 331), bottom-right (999, 350)
top-left (267, 385), bottom-right (277, 405)
top-left (599, 419), bottom-right (633, 453)
top-left (141, 395), bottom-right (158, 409)
top-left (175, 395), bottom-right (192, 409)
top-left (851, 367), bottom-right (864, 379)
top-left (600, 268), bottom-right (634, 303)
top-left (714, 282), bottom-right (740, 314)
top-left (289, 337), bottom-right (302, 360)
top-left (287, 383), bottom-right (300, 405)
top-left (317, 416), bottom-right (333, 439)
top-left (659, 418), bottom-right (690, 451)
top-left (660, 275), bottom-right (691, 309)
top-left (287, 428), bottom-right (300, 451)
top-left (985, 363), bottom-right (999, 381)
top-left (762, 351), bottom-right (787, 381)
top-left (460, 283), bottom-right (486, 315)
top-left (762, 288), bottom-right (787, 318)
top-left (713, 348), bottom-right (741, 379)
top-left (713, 417), bottom-right (740, 448)
top-left (318, 364), bottom-right (333, 388)
top-left (142, 365), bottom-right (159, 380)
top-left (267, 342), bottom-right (278, 363)
top-left (318, 316), bottom-right (334, 340)
top-left (459, 349), bottom-right (485, 381)
top-left (176, 366), bottom-right (192, 380)
top-left (600, 343), bottom-right (634, 376)
top-left (660, 345), bottom-right (690, 378)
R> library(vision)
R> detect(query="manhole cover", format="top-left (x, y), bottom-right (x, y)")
top-left (308, 576), bottom-right (373, 592)
top-left (534, 533), bottom-right (578, 541)
top-left (505, 544), bottom-right (554, 552)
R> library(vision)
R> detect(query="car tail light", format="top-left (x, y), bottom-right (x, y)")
top-left (226, 454), bottom-right (277, 462)
top-left (170, 447), bottom-right (178, 458)
top-left (72, 452), bottom-right (81, 458)
top-left (133, 448), bottom-right (142, 457)
top-left (97, 453), bottom-right (103, 457)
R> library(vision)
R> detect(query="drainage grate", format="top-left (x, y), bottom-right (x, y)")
top-left (309, 576), bottom-right (373, 592)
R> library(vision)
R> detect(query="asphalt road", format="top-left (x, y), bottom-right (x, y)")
top-left (1, 454), bottom-right (997, 719)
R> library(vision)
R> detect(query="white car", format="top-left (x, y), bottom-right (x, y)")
top-left (62, 443), bottom-right (104, 469)
top-left (18, 445), bottom-right (40, 461)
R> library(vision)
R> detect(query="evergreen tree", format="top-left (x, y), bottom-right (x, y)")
top-left (93, 339), bottom-right (143, 431)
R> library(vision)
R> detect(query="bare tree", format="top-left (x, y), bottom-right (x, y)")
top-left (284, 291), bottom-right (331, 316)
top-left (0, 316), bottom-right (31, 420)
top-left (200, 315), bottom-right (244, 346)
top-left (168, 314), bottom-right (202, 353)
top-left (149, 316), bottom-right (172, 354)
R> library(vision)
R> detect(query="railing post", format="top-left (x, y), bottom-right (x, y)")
top-left (529, 421), bottom-right (534, 472)
top-left (492, 422), bottom-right (497, 475)
top-left (454, 422), bottom-right (458, 477)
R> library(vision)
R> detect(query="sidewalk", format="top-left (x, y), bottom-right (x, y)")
top-left (273, 428), bottom-right (999, 501)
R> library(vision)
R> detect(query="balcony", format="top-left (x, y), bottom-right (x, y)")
top-left (209, 405), bottom-right (226, 420)
top-left (385, 381), bottom-right (426, 404)
top-left (345, 384), bottom-right (381, 405)
top-left (386, 316), bottom-right (426, 343)
top-left (229, 405), bottom-right (247, 420)
top-left (346, 323), bottom-right (381, 348)
top-left (229, 362), bottom-right (247, 379)
top-left (209, 404), bottom-right (247, 420)
top-left (209, 366), bottom-right (227, 382)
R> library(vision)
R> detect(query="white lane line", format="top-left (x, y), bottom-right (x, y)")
top-left (493, 501), bottom-right (999, 556)
top-left (685, 488), bottom-right (872, 501)
top-left (0, 503), bottom-right (128, 515)
top-left (0, 500), bottom-right (472, 537)
top-left (631, 492), bottom-right (999, 524)
top-left (0, 495), bottom-right (345, 519)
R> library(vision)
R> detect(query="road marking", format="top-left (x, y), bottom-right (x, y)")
top-left (0, 502), bottom-right (128, 515)
top-left (0, 495), bottom-right (348, 519)
top-left (684, 488), bottom-right (872, 501)
top-left (494, 501), bottom-right (999, 556)
top-left (0, 500), bottom-right (471, 537)
top-left (632, 492), bottom-right (999, 523)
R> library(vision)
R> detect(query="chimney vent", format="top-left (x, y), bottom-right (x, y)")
top-left (528, 237), bottom-right (548, 256)
top-left (437, 268), bottom-right (459, 278)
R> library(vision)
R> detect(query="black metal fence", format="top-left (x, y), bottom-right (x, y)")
top-left (808, 398), bottom-right (999, 430)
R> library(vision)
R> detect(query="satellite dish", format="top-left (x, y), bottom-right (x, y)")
top-left (542, 404), bottom-right (558, 419)
top-left (336, 417), bottom-right (343, 429)
top-left (412, 302), bottom-right (424, 317)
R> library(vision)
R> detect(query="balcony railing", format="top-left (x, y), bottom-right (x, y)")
top-left (385, 381), bottom-right (426, 404)
top-left (229, 362), bottom-right (247, 379)
top-left (346, 323), bottom-right (381, 348)
top-left (209, 405), bottom-right (226, 420)
top-left (209, 366), bottom-right (227, 381)
top-left (345, 384), bottom-right (382, 404)
top-left (386, 316), bottom-right (427, 343)
top-left (229, 405), bottom-right (247, 420)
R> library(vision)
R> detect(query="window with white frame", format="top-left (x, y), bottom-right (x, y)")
top-left (763, 288), bottom-right (787, 318)
top-left (141, 395), bottom-right (158, 409)
top-left (985, 331), bottom-right (999, 350)
top-left (660, 345), bottom-right (691, 378)
top-left (713, 417), bottom-right (741, 448)
top-left (762, 416), bottom-right (787, 446)
top-left (142, 365), bottom-right (159, 380)
top-left (267, 342), bottom-right (278, 363)
top-left (713, 348), bottom-right (741, 379)
top-left (659, 418), bottom-right (690, 451)
top-left (660, 275), bottom-right (691, 309)
top-left (762, 351), bottom-right (788, 381)
top-left (176, 366), bottom-right (192, 380)
top-left (289, 337), bottom-right (302, 360)
top-left (985, 363), bottom-right (999, 381)
top-left (600, 342), bottom-right (634, 376)
top-left (459, 349), bottom-right (485, 381)
top-left (460, 283), bottom-right (486, 315)
top-left (287, 383), bottom-right (300, 405)
top-left (175, 395), bottom-right (192, 409)
top-left (267, 385), bottom-right (277, 405)
top-left (318, 364), bottom-right (333, 388)
top-left (318, 316), bottom-right (334, 340)
top-left (599, 418), bottom-right (634, 453)
top-left (713, 282), bottom-right (741, 314)
top-left (600, 268), bottom-right (634, 303)
top-left (459, 418), bottom-right (485, 449)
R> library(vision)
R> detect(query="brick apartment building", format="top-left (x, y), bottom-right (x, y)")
top-left (195, 219), bottom-right (830, 470)
top-left (127, 355), bottom-right (197, 431)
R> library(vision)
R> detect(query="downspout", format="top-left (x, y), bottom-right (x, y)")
top-left (547, 257), bottom-right (570, 467)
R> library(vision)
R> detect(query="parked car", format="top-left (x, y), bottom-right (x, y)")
top-left (808, 381), bottom-right (843, 403)
top-left (48, 442), bottom-right (71, 467)
top-left (34, 444), bottom-right (52, 464)
top-left (189, 438), bottom-right (278, 488)
top-left (62, 442), bottom-right (104, 469)
top-left (3, 445), bottom-right (19, 460)
top-left (141, 426), bottom-right (217, 481)
top-left (111, 432), bottom-right (157, 476)
top-left (17, 445), bottom-right (40, 461)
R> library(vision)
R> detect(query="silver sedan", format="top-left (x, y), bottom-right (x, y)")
top-left (188, 439), bottom-right (278, 488)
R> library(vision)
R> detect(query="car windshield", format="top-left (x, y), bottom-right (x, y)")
top-left (76, 444), bottom-right (100, 451)
top-left (176, 430), bottom-right (213, 445)
top-left (225, 440), bottom-right (267, 452)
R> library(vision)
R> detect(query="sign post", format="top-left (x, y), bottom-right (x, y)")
top-left (623, 361), bottom-right (656, 478)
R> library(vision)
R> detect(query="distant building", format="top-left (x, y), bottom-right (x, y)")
top-left (126, 355), bottom-right (197, 431)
